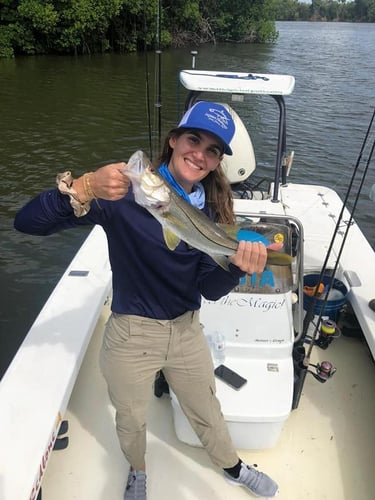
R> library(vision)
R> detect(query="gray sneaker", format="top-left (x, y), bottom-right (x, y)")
top-left (224, 462), bottom-right (278, 497)
top-left (124, 469), bottom-right (147, 500)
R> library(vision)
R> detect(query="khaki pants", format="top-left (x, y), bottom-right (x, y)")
top-left (99, 310), bottom-right (238, 471)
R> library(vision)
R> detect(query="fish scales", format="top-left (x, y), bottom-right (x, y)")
top-left (123, 150), bottom-right (294, 269)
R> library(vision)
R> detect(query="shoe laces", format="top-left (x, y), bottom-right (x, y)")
top-left (126, 470), bottom-right (146, 496)
top-left (241, 464), bottom-right (265, 489)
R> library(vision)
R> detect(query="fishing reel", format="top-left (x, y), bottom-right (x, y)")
top-left (307, 360), bottom-right (336, 383)
top-left (293, 345), bottom-right (336, 383)
top-left (315, 319), bottom-right (340, 350)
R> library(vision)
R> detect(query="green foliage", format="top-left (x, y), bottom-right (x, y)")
top-left (55, 0), bottom-right (124, 53)
top-left (1, 0), bottom-right (373, 57)
top-left (17, 0), bottom-right (58, 33)
top-left (1, 0), bottom-right (279, 56)
top-left (0, 25), bottom-right (15, 57)
top-left (196, 0), bottom-right (278, 43)
top-left (275, 0), bottom-right (375, 22)
top-left (368, 0), bottom-right (375, 21)
top-left (255, 20), bottom-right (278, 43)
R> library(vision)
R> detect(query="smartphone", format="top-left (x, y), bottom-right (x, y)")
top-left (214, 364), bottom-right (247, 390)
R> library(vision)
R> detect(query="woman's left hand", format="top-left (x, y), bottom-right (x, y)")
top-left (228, 241), bottom-right (283, 274)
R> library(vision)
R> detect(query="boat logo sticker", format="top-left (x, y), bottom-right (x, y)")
top-left (273, 232), bottom-right (284, 244)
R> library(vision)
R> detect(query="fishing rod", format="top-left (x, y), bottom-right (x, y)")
top-left (303, 106), bottom-right (375, 336)
top-left (293, 107), bottom-right (375, 408)
top-left (306, 118), bottom-right (375, 343)
top-left (143, 2), bottom-right (153, 160)
top-left (154, 0), bottom-right (162, 153)
top-left (144, 0), bottom-right (162, 159)
top-left (301, 106), bottom-right (375, 338)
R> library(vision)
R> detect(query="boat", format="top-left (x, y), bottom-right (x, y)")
top-left (1, 69), bottom-right (375, 500)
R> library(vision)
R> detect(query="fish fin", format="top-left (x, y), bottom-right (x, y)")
top-left (266, 249), bottom-right (294, 266)
top-left (163, 213), bottom-right (187, 229)
top-left (211, 255), bottom-right (231, 271)
top-left (162, 228), bottom-right (181, 251)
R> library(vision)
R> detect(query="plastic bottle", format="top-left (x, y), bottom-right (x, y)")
top-left (212, 331), bottom-right (226, 365)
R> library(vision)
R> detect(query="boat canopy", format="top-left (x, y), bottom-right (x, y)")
top-left (179, 70), bottom-right (295, 200)
top-left (179, 70), bottom-right (295, 96)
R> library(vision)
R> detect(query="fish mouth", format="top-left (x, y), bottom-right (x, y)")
top-left (150, 200), bottom-right (170, 210)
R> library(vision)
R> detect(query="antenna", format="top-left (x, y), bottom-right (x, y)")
top-left (155, 0), bottom-right (162, 151)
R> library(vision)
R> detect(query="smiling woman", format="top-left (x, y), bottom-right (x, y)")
top-left (13, 99), bottom-right (279, 499)
top-left (157, 101), bottom-right (237, 224)
top-left (162, 130), bottom-right (225, 191)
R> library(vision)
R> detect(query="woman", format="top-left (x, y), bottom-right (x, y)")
top-left (14, 101), bottom-right (279, 499)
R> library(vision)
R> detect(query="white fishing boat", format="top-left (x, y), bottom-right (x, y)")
top-left (1, 70), bottom-right (374, 500)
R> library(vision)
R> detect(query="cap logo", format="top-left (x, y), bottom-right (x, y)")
top-left (177, 101), bottom-right (234, 155)
top-left (205, 107), bottom-right (229, 130)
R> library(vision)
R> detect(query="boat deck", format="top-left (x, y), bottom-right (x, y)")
top-left (41, 303), bottom-right (375, 500)
top-left (2, 183), bottom-right (374, 500)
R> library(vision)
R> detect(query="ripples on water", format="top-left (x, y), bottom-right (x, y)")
top-left (0, 22), bottom-right (374, 376)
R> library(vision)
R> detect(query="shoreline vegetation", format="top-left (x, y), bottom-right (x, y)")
top-left (1, 0), bottom-right (374, 58)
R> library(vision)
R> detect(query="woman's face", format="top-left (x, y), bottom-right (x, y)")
top-left (168, 130), bottom-right (224, 192)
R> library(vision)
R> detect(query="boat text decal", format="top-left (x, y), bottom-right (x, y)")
top-left (204, 295), bottom-right (286, 312)
top-left (29, 412), bottom-right (62, 500)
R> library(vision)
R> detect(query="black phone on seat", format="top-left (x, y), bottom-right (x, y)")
top-left (214, 364), bottom-right (247, 390)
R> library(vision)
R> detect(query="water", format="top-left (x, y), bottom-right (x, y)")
top-left (0, 22), bottom-right (374, 378)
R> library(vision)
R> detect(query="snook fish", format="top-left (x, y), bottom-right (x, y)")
top-left (123, 150), bottom-right (294, 270)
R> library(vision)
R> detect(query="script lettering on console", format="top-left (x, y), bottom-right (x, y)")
top-left (203, 295), bottom-right (286, 312)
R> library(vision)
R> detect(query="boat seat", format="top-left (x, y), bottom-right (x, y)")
top-left (170, 219), bottom-right (295, 450)
top-left (220, 103), bottom-right (256, 184)
top-left (170, 282), bottom-right (294, 449)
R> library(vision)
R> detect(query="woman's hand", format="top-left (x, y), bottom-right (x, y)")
top-left (89, 162), bottom-right (131, 201)
top-left (228, 241), bottom-right (283, 274)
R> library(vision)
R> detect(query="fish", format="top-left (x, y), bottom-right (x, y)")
top-left (123, 150), bottom-right (294, 270)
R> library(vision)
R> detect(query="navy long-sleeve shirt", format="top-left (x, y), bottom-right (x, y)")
top-left (14, 188), bottom-right (244, 320)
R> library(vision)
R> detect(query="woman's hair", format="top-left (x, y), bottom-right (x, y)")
top-left (158, 128), bottom-right (236, 224)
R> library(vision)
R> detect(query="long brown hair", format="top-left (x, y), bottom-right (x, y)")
top-left (157, 128), bottom-right (235, 224)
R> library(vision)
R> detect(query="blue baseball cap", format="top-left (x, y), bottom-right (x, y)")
top-left (177, 101), bottom-right (235, 156)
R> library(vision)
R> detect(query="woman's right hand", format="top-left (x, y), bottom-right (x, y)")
top-left (86, 162), bottom-right (131, 201)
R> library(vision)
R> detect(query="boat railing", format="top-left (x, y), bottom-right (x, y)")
top-left (0, 225), bottom-right (112, 500)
